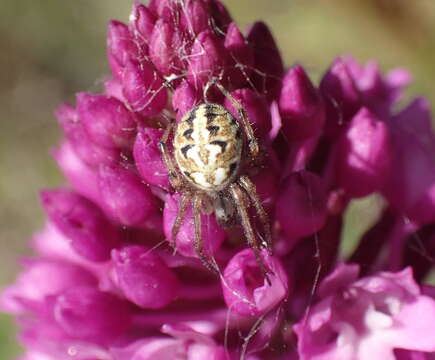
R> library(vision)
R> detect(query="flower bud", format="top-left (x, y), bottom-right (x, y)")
top-left (279, 65), bottom-right (325, 140)
top-left (1, 260), bottom-right (96, 314)
top-left (107, 20), bottom-right (138, 79)
top-left (224, 22), bottom-right (253, 88)
top-left (53, 141), bottom-right (100, 204)
top-left (98, 164), bottom-right (158, 226)
top-left (76, 93), bottom-right (137, 150)
top-left (208, 0), bottom-right (232, 31)
top-left (133, 127), bottom-right (170, 190)
top-left (112, 245), bottom-right (179, 309)
top-left (224, 88), bottom-right (271, 138)
top-left (122, 59), bottom-right (168, 116)
top-left (163, 193), bottom-right (225, 258)
top-left (53, 286), bottom-right (130, 344)
top-left (342, 56), bottom-right (412, 115)
top-left (250, 162), bottom-right (280, 208)
top-left (384, 98), bottom-right (435, 224)
top-left (149, 19), bottom-right (179, 77)
top-left (247, 22), bottom-right (284, 100)
top-left (172, 80), bottom-right (200, 122)
top-left (148, 0), bottom-right (176, 20)
top-left (221, 249), bottom-right (289, 316)
top-left (129, 2), bottom-right (156, 44)
top-left (56, 103), bottom-right (120, 166)
top-left (188, 30), bottom-right (227, 89)
top-left (179, 0), bottom-right (209, 36)
top-left (40, 189), bottom-right (120, 262)
top-left (113, 325), bottom-right (229, 360)
top-left (320, 57), bottom-right (361, 134)
top-left (276, 171), bottom-right (328, 238)
top-left (336, 108), bottom-right (392, 197)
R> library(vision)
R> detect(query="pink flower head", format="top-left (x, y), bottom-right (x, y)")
top-left (4, 1), bottom-right (435, 359)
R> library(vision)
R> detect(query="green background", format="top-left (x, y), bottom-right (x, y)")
top-left (1, 0), bottom-right (435, 357)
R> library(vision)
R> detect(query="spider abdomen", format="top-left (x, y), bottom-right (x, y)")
top-left (174, 103), bottom-right (243, 191)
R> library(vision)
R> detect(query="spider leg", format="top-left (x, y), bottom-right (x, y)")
top-left (207, 80), bottom-right (259, 159)
top-left (171, 191), bottom-right (192, 251)
top-left (229, 183), bottom-right (272, 285)
top-left (193, 193), bottom-right (220, 274)
top-left (238, 176), bottom-right (273, 252)
top-left (159, 122), bottom-right (183, 190)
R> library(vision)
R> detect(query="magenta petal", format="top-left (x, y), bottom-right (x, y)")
top-left (53, 141), bottom-right (101, 204)
top-left (56, 103), bottom-right (120, 166)
top-left (295, 265), bottom-right (435, 360)
top-left (336, 107), bottom-right (392, 198)
top-left (179, 0), bottom-right (209, 36)
top-left (98, 164), bottom-right (158, 226)
top-left (122, 59), bottom-right (167, 116)
top-left (129, 2), bottom-right (156, 44)
top-left (53, 286), bottom-right (131, 345)
top-left (279, 65), bottom-right (325, 140)
top-left (320, 56), bottom-right (361, 120)
top-left (276, 171), bottom-right (328, 238)
top-left (76, 93), bottom-right (137, 150)
top-left (384, 98), bottom-right (435, 223)
top-left (133, 126), bottom-right (170, 190)
top-left (107, 20), bottom-right (138, 79)
top-left (1, 259), bottom-right (96, 314)
top-left (172, 80), bottom-right (200, 122)
top-left (224, 22), bottom-right (254, 88)
top-left (247, 21), bottom-right (284, 100)
top-left (40, 189), bottom-right (120, 262)
top-left (112, 245), bottom-right (179, 309)
top-left (221, 249), bottom-right (289, 317)
top-left (188, 29), bottom-right (227, 89)
top-left (149, 18), bottom-right (178, 77)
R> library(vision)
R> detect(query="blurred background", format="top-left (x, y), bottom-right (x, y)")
top-left (1, 0), bottom-right (435, 357)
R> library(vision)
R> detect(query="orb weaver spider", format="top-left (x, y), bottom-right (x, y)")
top-left (159, 81), bottom-right (272, 278)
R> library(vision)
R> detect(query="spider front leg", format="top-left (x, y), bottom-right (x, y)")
top-left (238, 176), bottom-right (273, 252)
top-left (159, 122), bottom-right (183, 190)
top-left (229, 183), bottom-right (272, 284)
top-left (193, 193), bottom-right (220, 274)
top-left (208, 81), bottom-right (259, 160)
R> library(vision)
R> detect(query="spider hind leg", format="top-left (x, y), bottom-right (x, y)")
top-left (193, 193), bottom-right (220, 274)
top-left (229, 183), bottom-right (273, 285)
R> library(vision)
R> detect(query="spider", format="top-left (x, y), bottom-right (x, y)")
top-left (159, 81), bottom-right (272, 278)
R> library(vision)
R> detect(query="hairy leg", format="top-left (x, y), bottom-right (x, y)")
top-left (171, 191), bottom-right (192, 250)
top-left (238, 176), bottom-right (273, 252)
top-left (229, 183), bottom-right (271, 284)
top-left (193, 193), bottom-right (219, 273)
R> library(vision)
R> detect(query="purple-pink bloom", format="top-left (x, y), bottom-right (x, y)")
top-left (336, 107), bottom-right (392, 197)
top-left (294, 264), bottom-right (435, 360)
top-left (111, 245), bottom-right (179, 309)
top-left (40, 189), bottom-right (120, 262)
top-left (4, 1), bottom-right (435, 359)
top-left (221, 249), bottom-right (289, 317)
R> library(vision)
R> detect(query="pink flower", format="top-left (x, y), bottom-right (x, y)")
top-left (294, 264), bottom-right (435, 360)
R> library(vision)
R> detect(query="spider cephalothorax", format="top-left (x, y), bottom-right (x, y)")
top-left (159, 82), bottom-right (272, 275)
